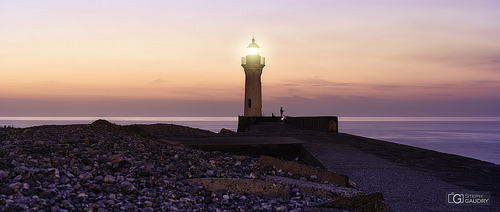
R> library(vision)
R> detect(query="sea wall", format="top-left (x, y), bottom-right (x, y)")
top-left (237, 116), bottom-right (281, 132)
top-left (237, 116), bottom-right (338, 133)
top-left (285, 116), bottom-right (338, 133)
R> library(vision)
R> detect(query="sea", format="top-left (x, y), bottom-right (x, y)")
top-left (1, 117), bottom-right (499, 165)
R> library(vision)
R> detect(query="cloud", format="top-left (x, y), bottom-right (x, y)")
top-left (149, 79), bottom-right (169, 84)
top-left (393, 51), bottom-right (500, 73)
top-left (2, 92), bottom-right (500, 117)
top-left (472, 80), bottom-right (500, 85)
top-left (370, 83), bottom-right (454, 91)
top-left (0, 97), bottom-right (241, 117)
top-left (279, 77), bottom-right (456, 93)
top-left (279, 78), bottom-right (360, 90)
top-left (265, 94), bottom-right (500, 117)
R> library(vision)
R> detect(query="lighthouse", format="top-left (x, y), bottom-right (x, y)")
top-left (241, 37), bottom-right (265, 117)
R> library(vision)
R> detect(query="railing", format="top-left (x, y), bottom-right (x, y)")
top-left (241, 56), bottom-right (265, 65)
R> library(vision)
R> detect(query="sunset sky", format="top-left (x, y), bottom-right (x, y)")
top-left (1, 0), bottom-right (499, 117)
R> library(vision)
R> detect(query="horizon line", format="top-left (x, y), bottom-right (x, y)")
top-left (2, 116), bottom-right (500, 122)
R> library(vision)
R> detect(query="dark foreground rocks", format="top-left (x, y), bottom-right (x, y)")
top-left (0, 120), bottom-right (384, 211)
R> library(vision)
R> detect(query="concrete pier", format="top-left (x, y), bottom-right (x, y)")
top-left (164, 121), bottom-right (500, 211)
top-left (237, 116), bottom-right (338, 133)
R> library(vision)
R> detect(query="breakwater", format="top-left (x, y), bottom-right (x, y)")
top-left (232, 120), bottom-right (500, 211)
top-left (237, 116), bottom-right (338, 133)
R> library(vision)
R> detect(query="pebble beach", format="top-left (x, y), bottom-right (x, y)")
top-left (0, 120), bottom-right (355, 211)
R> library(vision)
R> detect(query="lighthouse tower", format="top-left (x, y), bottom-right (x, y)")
top-left (242, 37), bottom-right (266, 117)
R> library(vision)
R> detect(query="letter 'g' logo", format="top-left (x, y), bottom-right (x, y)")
top-left (447, 191), bottom-right (490, 205)
top-left (448, 192), bottom-right (464, 204)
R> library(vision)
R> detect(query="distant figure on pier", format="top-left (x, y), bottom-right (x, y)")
top-left (280, 107), bottom-right (284, 117)
top-left (272, 113), bottom-right (275, 117)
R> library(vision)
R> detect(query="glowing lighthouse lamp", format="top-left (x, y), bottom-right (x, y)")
top-left (247, 41), bottom-right (260, 55)
top-left (241, 37), bottom-right (266, 117)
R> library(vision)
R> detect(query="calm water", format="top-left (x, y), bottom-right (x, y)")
top-left (339, 117), bottom-right (500, 165)
top-left (1, 117), bottom-right (499, 165)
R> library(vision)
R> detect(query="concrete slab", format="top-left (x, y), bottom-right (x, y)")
top-left (303, 141), bottom-right (470, 211)
top-left (243, 122), bottom-right (500, 211)
top-left (169, 136), bottom-right (304, 146)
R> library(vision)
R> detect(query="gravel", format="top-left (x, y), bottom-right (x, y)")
top-left (0, 120), bottom-right (336, 211)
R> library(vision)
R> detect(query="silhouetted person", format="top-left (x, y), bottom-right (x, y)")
top-left (272, 113), bottom-right (275, 117)
top-left (280, 107), bottom-right (284, 117)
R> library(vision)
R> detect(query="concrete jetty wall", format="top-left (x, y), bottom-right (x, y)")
top-left (237, 116), bottom-right (338, 133)
top-left (285, 116), bottom-right (338, 133)
top-left (237, 116), bottom-right (281, 132)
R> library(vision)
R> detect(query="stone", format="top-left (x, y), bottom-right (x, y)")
top-left (218, 128), bottom-right (236, 134)
top-left (0, 170), bottom-right (9, 178)
top-left (77, 192), bottom-right (88, 199)
top-left (275, 205), bottom-right (288, 211)
top-left (206, 170), bottom-right (215, 177)
top-left (91, 119), bottom-right (114, 126)
top-left (83, 166), bottom-right (93, 171)
top-left (119, 181), bottom-right (137, 194)
top-left (261, 202), bottom-right (272, 210)
top-left (9, 182), bottom-right (22, 191)
top-left (104, 175), bottom-right (116, 183)
top-left (63, 170), bottom-right (74, 178)
top-left (78, 172), bottom-right (92, 180)
top-left (0, 186), bottom-right (13, 195)
top-left (47, 168), bottom-right (60, 179)
top-left (34, 140), bottom-right (46, 146)
top-left (22, 183), bottom-right (30, 190)
top-left (13, 166), bottom-right (31, 181)
top-left (108, 193), bottom-right (117, 200)
top-left (94, 175), bottom-right (104, 182)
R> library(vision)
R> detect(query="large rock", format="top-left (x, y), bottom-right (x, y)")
top-left (91, 119), bottom-right (115, 126)
top-left (218, 128), bottom-right (236, 134)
